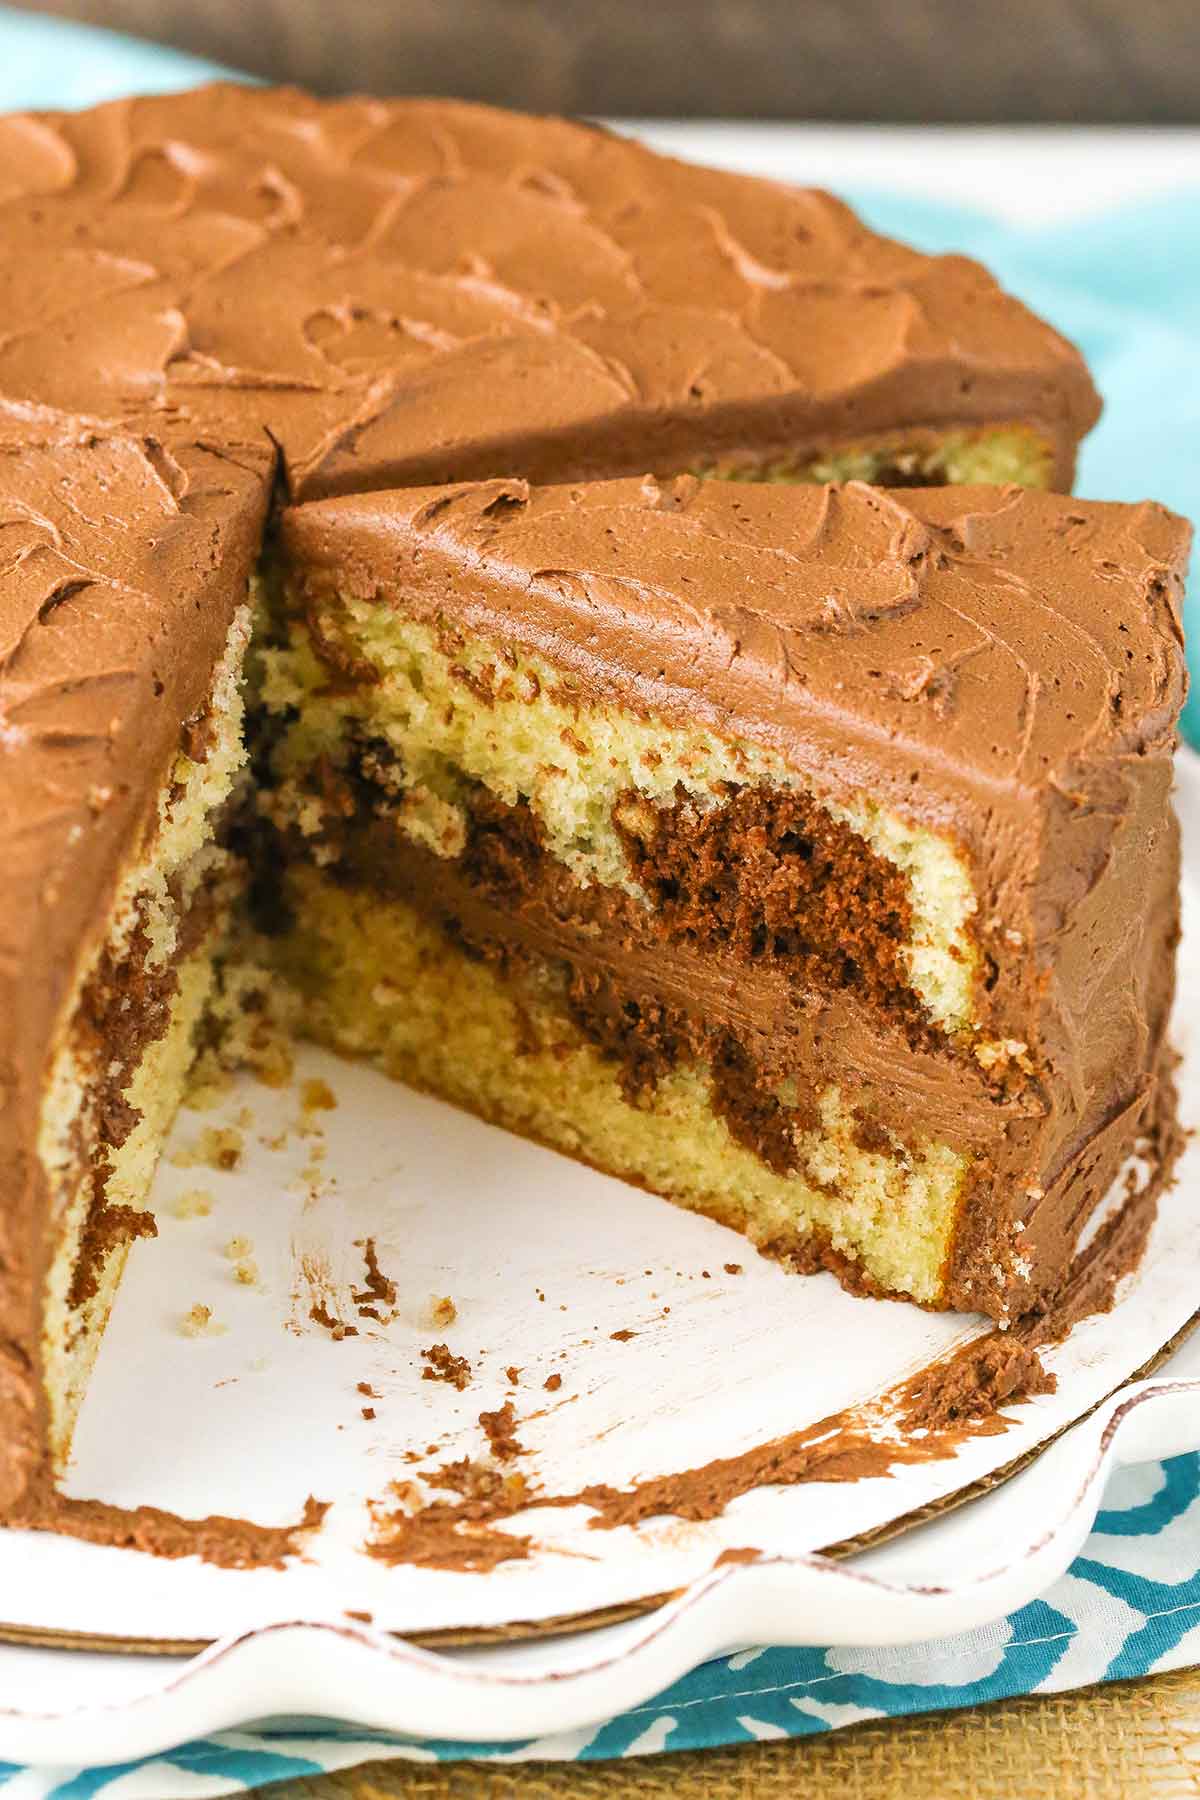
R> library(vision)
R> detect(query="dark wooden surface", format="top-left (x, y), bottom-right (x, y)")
top-left (22, 0), bottom-right (1200, 120)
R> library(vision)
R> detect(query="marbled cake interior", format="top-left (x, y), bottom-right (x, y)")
top-left (250, 474), bottom-right (1188, 1324)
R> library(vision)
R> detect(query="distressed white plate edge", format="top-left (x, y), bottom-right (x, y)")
top-left (0, 1360), bottom-right (1196, 1763)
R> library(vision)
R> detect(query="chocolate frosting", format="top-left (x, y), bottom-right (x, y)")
top-left (282, 475), bottom-right (1190, 1316)
top-left (0, 85), bottom-right (1098, 496)
top-left (0, 429), bottom-right (270, 1512)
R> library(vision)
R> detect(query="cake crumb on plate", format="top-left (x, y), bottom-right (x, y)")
top-left (171, 1126), bottom-right (244, 1172)
top-left (180, 1303), bottom-right (225, 1338)
top-left (422, 1343), bottom-right (472, 1390)
top-left (170, 1188), bottom-right (212, 1220)
top-left (300, 1077), bottom-right (337, 1112)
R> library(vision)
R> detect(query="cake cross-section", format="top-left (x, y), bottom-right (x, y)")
top-left (262, 475), bottom-right (1189, 1322)
top-left (0, 427), bottom-right (272, 1512)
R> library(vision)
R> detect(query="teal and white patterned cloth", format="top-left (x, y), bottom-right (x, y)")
top-left (1, 5), bottom-right (1199, 1782)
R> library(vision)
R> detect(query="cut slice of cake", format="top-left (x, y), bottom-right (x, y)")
top-left (0, 429), bottom-right (271, 1513)
top-left (263, 476), bottom-right (1189, 1323)
top-left (0, 87), bottom-right (1099, 499)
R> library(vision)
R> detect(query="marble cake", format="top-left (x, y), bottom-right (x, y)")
top-left (1, 83), bottom-right (1177, 1530)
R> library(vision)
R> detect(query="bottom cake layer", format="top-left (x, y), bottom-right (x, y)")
top-left (272, 867), bottom-right (971, 1307)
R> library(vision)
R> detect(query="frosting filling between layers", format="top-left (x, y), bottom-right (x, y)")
top-left (274, 866), bottom-right (971, 1305)
top-left (267, 797), bottom-right (1010, 1158)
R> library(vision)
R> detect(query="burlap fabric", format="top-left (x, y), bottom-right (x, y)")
top-left (259, 1667), bottom-right (1200, 1799)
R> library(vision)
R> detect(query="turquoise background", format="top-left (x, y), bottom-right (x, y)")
top-left (0, 6), bottom-right (1196, 1779)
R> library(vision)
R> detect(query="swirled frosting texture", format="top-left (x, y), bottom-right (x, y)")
top-left (0, 85), bottom-right (1098, 495)
top-left (283, 475), bottom-right (1191, 1316)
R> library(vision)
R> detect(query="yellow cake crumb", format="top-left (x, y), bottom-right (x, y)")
top-left (223, 1236), bottom-right (254, 1259)
top-left (426, 1294), bottom-right (458, 1328)
top-left (301, 1077), bottom-right (337, 1113)
top-left (207, 1127), bottom-right (243, 1170)
top-left (170, 1188), bottom-right (213, 1220)
top-left (184, 1053), bottom-right (234, 1112)
top-left (180, 1303), bottom-right (226, 1338)
top-left (254, 1036), bottom-right (295, 1088)
top-left (171, 1126), bottom-right (244, 1172)
top-left (974, 1037), bottom-right (1034, 1076)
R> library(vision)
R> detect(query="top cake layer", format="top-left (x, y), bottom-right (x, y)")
top-left (282, 474), bottom-right (1189, 823)
top-left (0, 84), bottom-right (1099, 495)
top-left (280, 475), bottom-right (1190, 1064)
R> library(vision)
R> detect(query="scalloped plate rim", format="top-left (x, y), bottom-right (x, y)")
top-left (0, 1367), bottom-right (1195, 1763)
